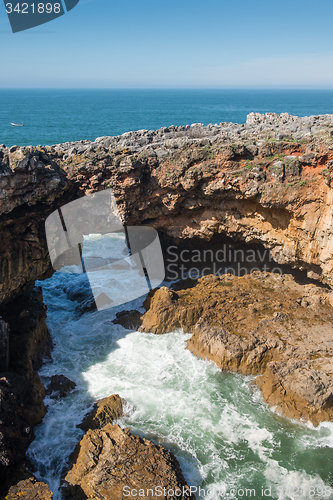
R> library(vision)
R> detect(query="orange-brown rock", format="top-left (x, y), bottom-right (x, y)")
top-left (3, 116), bottom-right (333, 311)
top-left (140, 273), bottom-right (333, 425)
top-left (139, 288), bottom-right (191, 334)
top-left (59, 128), bottom-right (333, 288)
top-left (65, 424), bottom-right (195, 500)
top-left (77, 394), bottom-right (124, 432)
top-left (3, 476), bottom-right (53, 500)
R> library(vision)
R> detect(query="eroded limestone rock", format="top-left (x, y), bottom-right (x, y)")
top-left (3, 476), bottom-right (53, 500)
top-left (3, 113), bottom-right (333, 309)
top-left (65, 424), bottom-right (195, 500)
top-left (140, 273), bottom-right (333, 425)
top-left (78, 394), bottom-right (124, 432)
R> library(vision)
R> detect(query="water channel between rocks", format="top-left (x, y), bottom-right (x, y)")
top-left (28, 234), bottom-right (333, 500)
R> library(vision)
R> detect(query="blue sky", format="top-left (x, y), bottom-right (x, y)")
top-left (1, 0), bottom-right (333, 88)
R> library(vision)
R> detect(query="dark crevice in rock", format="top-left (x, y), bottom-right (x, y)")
top-left (0, 288), bottom-right (52, 496)
top-left (159, 232), bottom-right (330, 290)
top-left (45, 375), bottom-right (76, 400)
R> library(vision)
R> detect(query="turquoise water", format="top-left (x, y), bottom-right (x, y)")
top-left (2, 89), bottom-right (333, 147)
top-left (27, 236), bottom-right (333, 500)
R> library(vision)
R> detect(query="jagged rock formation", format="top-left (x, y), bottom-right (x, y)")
top-left (2, 113), bottom-right (333, 308)
top-left (64, 394), bottom-right (194, 500)
top-left (2, 112), bottom-right (333, 490)
top-left (0, 144), bottom-right (70, 306)
top-left (65, 424), bottom-right (195, 500)
top-left (45, 375), bottom-right (76, 400)
top-left (140, 273), bottom-right (333, 425)
top-left (112, 309), bottom-right (142, 330)
top-left (30, 114), bottom-right (333, 287)
top-left (2, 476), bottom-right (53, 500)
top-left (0, 288), bottom-right (51, 494)
top-left (77, 394), bottom-right (124, 432)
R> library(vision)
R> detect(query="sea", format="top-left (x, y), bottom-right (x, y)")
top-left (2, 89), bottom-right (333, 499)
top-left (1, 88), bottom-right (333, 147)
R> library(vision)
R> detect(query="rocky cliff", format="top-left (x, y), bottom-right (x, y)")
top-left (0, 288), bottom-right (51, 495)
top-left (2, 112), bottom-right (333, 492)
top-left (60, 112), bottom-right (333, 287)
top-left (2, 112), bottom-right (333, 307)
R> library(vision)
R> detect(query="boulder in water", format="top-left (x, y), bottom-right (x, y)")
top-left (4, 476), bottom-right (53, 500)
top-left (77, 394), bottom-right (124, 432)
top-left (140, 273), bottom-right (333, 426)
top-left (65, 424), bottom-right (195, 500)
top-left (112, 310), bottom-right (142, 330)
top-left (45, 375), bottom-right (76, 399)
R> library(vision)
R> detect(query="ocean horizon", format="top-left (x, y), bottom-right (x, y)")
top-left (2, 88), bottom-right (333, 148)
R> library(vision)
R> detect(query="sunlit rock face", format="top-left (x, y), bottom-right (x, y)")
top-left (140, 273), bottom-right (333, 426)
top-left (64, 424), bottom-right (196, 500)
top-left (2, 113), bottom-right (333, 307)
top-left (1, 113), bottom-right (333, 491)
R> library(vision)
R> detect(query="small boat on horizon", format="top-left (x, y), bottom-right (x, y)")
top-left (11, 122), bottom-right (24, 127)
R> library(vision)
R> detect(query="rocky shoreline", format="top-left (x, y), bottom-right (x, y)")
top-left (1, 112), bottom-right (333, 496)
top-left (139, 272), bottom-right (333, 425)
top-left (61, 395), bottom-right (195, 500)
